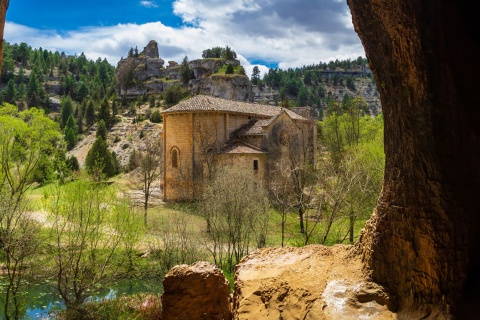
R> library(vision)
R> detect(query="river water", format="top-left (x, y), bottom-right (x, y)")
top-left (0, 278), bottom-right (163, 319)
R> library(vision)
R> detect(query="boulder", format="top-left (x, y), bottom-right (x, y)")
top-left (162, 261), bottom-right (232, 320)
top-left (233, 245), bottom-right (396, 320)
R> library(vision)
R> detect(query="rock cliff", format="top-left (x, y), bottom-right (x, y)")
top-left (190, 74), bottom-right (253, 102)
top-left (116, 41), bottom-right (252, 102)
top-left (347, 0), bottom-right (480, 317)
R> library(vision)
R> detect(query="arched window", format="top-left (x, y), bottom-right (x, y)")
top-left (171, 148), bottom-right (179, 168)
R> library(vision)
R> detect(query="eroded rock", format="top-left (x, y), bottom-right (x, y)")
top-left (162, 261), bottom-right (231, 320)
top-left (233, 245), bottom-right (395, 320)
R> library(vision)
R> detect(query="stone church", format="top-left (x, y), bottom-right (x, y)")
top-left (161, 95), bottom-right (316, 201)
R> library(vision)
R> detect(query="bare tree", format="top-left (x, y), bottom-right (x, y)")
top-left (136, 137), bottom-right (163, 226)
top-left (149, 209), bottom-right (207, 273)
top-left (200, 168), bottom-right (269, 272)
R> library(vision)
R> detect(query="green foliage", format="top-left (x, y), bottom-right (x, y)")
top-left (60, 95), bottom-right (74, 128)
top-left (64, 128), bottom-right (76, 151)
top-left (150, 110), bottom-right (162, 123)
top-left (98, 97), bottom-right (111, 127)
top-left (44, 180), bottom-right (142, 309)
top-left (180, 56), bottom-right (195, 84)
top-left (202, 45), bottom-right (237, 59)
top-left (85, 136), bottom-right (117, 180)
top-left (225, 63), bottom-right (234, 75)
top-left (164, 85), bottom-right (190, 105)
top-left (96, 119), bottom-right (107, 141)
top-left (67, 155), bottom-right (80, 171)
top-left (84, 100), bottom-right (96, 127)
top-left (2, 41), bottom-right (115, 111)
top-left (251, 66), bottom-right (261, 85)
top-left (0, 104), bottom-right (63, 189)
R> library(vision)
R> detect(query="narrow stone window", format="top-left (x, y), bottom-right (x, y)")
top-left (253, 159), bottom-right (258, 171)
top-left (171, 148), bottom-right (178, 168)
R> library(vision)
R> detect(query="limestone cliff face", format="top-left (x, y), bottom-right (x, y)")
top-left (348, 0), bottom-right (480, 317)
top-left (190, 74), bottom-right (253, 102)
top-left (116, 41), bottom-right (252, 102)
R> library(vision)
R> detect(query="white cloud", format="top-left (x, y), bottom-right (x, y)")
top-left (4, 0), bottom-right (365, 70)
top-left (139, 1), bottom-right (158, 9)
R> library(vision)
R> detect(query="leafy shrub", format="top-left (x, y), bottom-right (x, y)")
top-left (150, 110), bottom-right (162, 123)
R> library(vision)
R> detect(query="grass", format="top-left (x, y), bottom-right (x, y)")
top-left (16, 176), bottom-right (370, 319)
top-left (56, 294), bottom-right (162, 320)
top-left (213, 64), bottom-right (246, 76)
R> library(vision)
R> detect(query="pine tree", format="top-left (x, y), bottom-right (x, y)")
top-left (60, 96), bottom-right (74, 129)
top-left (225, 63), bottom-right (234, 75)
top-left (98, 97), bottom-right (111, 127)
top-left (84, 100), bottom-right (96, 127)
top-left (64, 114), bottom-right (78, 150)
top-left (4, 79), bottom-right (16, 103)
top-left (180, 56), bottom-right (195, 84)
top-left (85, 136), bottom-right (116, 180)
top-left (96, 119), bottom-right (107, 141)
top-left (251, 66), bottom-right (261, 85)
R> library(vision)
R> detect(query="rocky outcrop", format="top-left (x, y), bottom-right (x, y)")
top-left (190, 75), bottom-right (253, 102)
top-left (233, 245), bottom-right (396, 320)
top-left (116, 42), bottom-right (251, 102)
top-left (347, 0), bottom-right (480, 317)
top-left (162, 261), bottom-right (231, 320)
top-left (144, 40), bottom-right (159, 59)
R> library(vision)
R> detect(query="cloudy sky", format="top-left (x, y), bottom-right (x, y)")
top-left (5, 0), bottom-right (364, 76)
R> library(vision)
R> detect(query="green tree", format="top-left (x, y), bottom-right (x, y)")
top-left (3, 79), bottom-right (16, 103)
top-left (221, 45), bottom-right (237, 60)
top-left (98, 97), bottom-right (111, 127)
top-left (85, 136), bottom-right (116, 180)
top-left (0, 104), bottom-right (62, 319)
top-left (96, 119), bottom-right (107, 141)
top-left (225, 63), bottom-right (234, 75)
top-left (64, 114), bottom-right (77, 150)
top-left (251, 66), bottom-right (261, 85)
top-left (45, 180), bottom-right (140, 313)
top-left (60, 96), bottom-right (74, 129)
top-left (150, 110), bottom-right (162, 123)
top-left (180, 56), bottom-right (195, 84)
top-left (84, 100), bottom-right (96, 127)
top-left (26, 70), bottom-right (42, 107)
top-left (75, 80), bottom-right (89, 102)
top-left (164, 85), bottom-right (190, 105)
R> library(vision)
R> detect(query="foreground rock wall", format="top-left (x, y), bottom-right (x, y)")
top-left (348, 0), bottom-right (480, 317)
top-left (162, 261), bottom-right (231, 320)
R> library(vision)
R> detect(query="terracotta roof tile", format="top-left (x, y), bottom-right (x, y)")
top-left (161, 95), bottom-right (308, 121)
top-left (218, 141), bottom-right (266, 154)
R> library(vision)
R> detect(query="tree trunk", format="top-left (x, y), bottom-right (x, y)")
top-left (0, 0), bottom-right (8, 73)
top-left (348, 0), bottom-right (480, 316)
top-left (298, 207), bottom-right (305, 234)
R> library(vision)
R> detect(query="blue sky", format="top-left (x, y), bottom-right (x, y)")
top-left (5, 0), bottom-right (365, 76)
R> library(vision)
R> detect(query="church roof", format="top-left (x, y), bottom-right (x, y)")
top-left (218, 141), bottom-right (266, 154)
top-left (161, 95), bottom-right (308, 121)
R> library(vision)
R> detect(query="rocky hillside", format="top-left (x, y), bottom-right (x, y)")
top-left (115, 40), bottom-right (253, 102)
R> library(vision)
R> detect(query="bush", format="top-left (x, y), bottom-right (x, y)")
top-left (58, 294), bottom-right (162, 320)
top-left (164, 85), bottom-right (190, 105)
top-left (225, 63), bottom-right (234, 75)
top-left (150, 110), bottom-right (162, 123)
